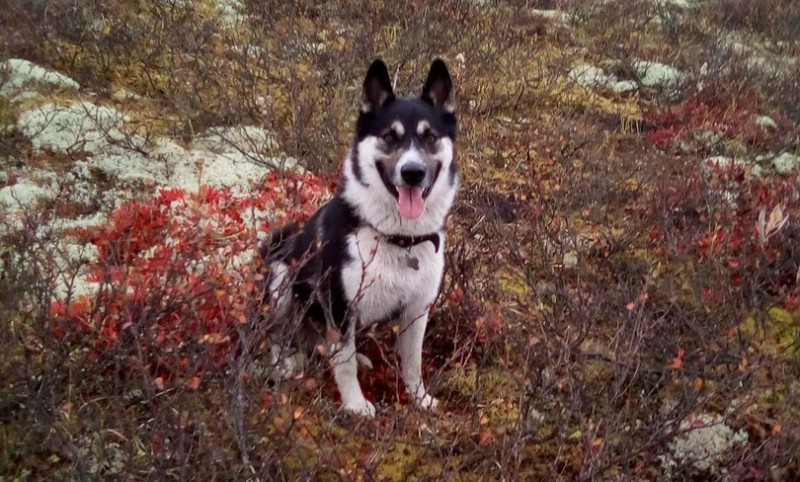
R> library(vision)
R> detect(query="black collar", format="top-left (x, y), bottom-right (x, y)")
top-left (384, 232), bottom-right (441, 252)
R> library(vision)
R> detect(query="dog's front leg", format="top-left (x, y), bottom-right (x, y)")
top-left (331, 324), bottom-right (375, 417)
top-left (397, 309), bottom-right (439, 410)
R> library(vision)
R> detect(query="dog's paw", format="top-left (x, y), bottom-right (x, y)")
top-left (343, 398), bottom-right (376, 418)
top-left (416, 393), bottom-right (439, 411)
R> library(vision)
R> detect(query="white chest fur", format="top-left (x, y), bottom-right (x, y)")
top-left (340, 227), bottom-right (444, 326)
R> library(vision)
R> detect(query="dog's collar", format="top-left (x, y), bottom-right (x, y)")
top-left (363, 223), bottom-right (441, 252)
top-left (385, 232), bottom-right (441, 252)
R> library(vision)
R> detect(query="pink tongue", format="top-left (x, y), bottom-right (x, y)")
top-left (397, 187), bottom-right (425, 219)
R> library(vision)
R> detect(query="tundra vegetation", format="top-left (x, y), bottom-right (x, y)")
top-left (1, 0), bottom-right (799, 480)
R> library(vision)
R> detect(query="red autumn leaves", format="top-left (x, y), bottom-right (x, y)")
top-left (51, 172), bottom-right (332, 386)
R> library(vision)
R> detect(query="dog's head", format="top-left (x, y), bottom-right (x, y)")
top-left (343, 59), bottom-right (458, 234)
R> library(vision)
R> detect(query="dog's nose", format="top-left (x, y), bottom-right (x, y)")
top-left (400, 162), bottom-right (426, 186)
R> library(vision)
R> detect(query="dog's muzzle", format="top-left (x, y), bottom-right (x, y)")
top-left (395, 160), bottom-right (431, 220)
top-left (400, 161), bottom-right (427, 187)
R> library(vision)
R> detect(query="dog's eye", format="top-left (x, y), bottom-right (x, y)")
top-left (382, 132), bottom-right (398, 144)
top-left (423, 130), bottom-right (439, 144)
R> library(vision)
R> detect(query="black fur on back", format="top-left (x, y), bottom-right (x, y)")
top-left (262, 195), bottom-right (361, 333)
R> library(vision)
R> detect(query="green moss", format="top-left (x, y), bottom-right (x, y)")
top-left (740, 307), bottom-right (799, 356)
top-left (441, 364), bottom-right (521, 427)
top-left (498, 268), bottom-right (532, 298)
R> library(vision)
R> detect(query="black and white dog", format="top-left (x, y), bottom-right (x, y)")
top-left (262, 59), bottom-right (458, 417)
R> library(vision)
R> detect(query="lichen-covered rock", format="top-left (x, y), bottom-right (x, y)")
top-left (213, 0), bottom-right (248, 27)
top-left (772, 152), bottom-right (799, 175)
top-left (0, 59), bottom-right (80, 98)
top-left (633, 60), bottom-right (683, 91)
top-left (530, 9), bottom-right (574, 24)
top-left (568, 64), bottom-right (638, 94)
top-left (16, 102), bottom-right (143, 154)
top-left (662, 412), bottom-right (748, 474)
top-left (196, 125), bottom-right (279, 156)
top-left (0, 182), bottom-right (54, 208)
top-left (700, 156), bottom-right (747, 178)
top-left (194, 125), bottom-right (297, 173)
top-left (77, 131), bottom-right (295, 194)
top-left (650, 0), bottom-right (696, 7)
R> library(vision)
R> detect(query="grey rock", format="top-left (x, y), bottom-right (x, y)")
top-left (568, 64), bottom-right (638, 94)
top-left (16, 102), bottom-right (142, 154)
top-left (0, 59), bottom-right (79, 98)
top-left (633, 60), bottom-right (683, 90)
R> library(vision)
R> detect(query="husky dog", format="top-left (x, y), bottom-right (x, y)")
top-left (262, 59), bottom-right (458, 417)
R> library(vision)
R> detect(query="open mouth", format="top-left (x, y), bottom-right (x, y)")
top-left (397, 186), bottom-right (427, 219)
top-left (376, 161), bottom-right (440, 220)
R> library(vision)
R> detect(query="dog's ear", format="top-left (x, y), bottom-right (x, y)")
top-left (361, 59), bottom-right (395, 113)
top-left (421, 59), bottom-right (455, 114)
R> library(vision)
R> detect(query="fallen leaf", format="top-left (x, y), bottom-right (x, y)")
top-left (186, 376), bottom-right (201, 390)
top-left (766, 204), bottom-right (788, 236)
top-left (669, 349), bottom-right (685, 370)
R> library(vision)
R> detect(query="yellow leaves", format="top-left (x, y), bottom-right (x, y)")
top-left (554, 82), bottom-right (642, 122)
top-left (738, 357), bottom-right (749, 371)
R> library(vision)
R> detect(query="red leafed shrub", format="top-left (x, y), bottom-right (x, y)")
top-left (51, 171), bottom-right (334, 386)
top-left (652, 162), bottom-right (800, 308)
top-left (645, 87), bottom-right (794, 150)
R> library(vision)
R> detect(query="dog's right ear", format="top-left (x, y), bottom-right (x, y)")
top-left (361, 59), bottom-right (395, 114)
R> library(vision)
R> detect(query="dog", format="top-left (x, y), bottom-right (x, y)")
top-left (262, 58), bottom-right (458, 417)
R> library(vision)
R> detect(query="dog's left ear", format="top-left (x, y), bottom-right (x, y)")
top-left (421, 59), bottom-right (455, 114)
